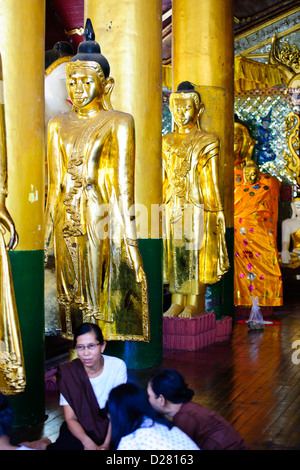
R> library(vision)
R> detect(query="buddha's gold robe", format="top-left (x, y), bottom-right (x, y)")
top-left (45, 109), bottom-right (149, 341)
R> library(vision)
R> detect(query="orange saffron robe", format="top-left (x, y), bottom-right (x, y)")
top-left (234, 170), bottom-right (283, 306)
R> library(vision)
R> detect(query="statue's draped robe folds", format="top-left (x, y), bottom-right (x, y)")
top-left (234, 173), bottom-right (283, 306)
top-left (45, 109), bottom-right (149, 341)
top-left (281, 226), bottom-right (300, 269)
top-left (0, 52), bottom-right (25, 392)
top-left (0, 232), bottom-right (26, 394)
top-left (162, 128), bottom-right (229, 294)
top-left (291, 229), bottom-right (300, 267)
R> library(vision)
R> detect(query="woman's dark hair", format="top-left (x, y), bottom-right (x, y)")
top-left (108, 382), bottom-right (172, 450)
top-left (149, 369), bottom-right (194, 404)
top-left (73, 322), bottom-right (105, 348)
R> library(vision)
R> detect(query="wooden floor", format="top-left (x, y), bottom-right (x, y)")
top-left (11, 269), bottom-right (300, 451)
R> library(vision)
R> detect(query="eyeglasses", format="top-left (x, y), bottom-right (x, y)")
top-left (75, 343), bottom-right (100, 352)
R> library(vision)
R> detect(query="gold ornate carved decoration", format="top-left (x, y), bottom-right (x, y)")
top-left (269, 34), bottom-right (300, 87)
top-left (283, 111), bottom-right (300, 186)
top-left (64, 27), bottom-right (84, 37)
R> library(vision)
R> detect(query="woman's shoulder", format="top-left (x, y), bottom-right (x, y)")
top-left (58, 357), bottom-right (81, 373)
top-left (103, 354), bottom-right (126, 368)
top-left (175, 401), bottom-right (222, 428)
top-left (56, 358), bottom-right (84, 388)
top-left (174, 401), bottom-right (207, 420)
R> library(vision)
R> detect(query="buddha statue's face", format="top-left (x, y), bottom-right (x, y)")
top-left (45, 61), bottom-right (72, 127)
top-left (244, 165), bottom-right (259, 185)
top-left (234, 132), bottom-right (243, 157)
top-left (293, 201), bottom-right (300, 217)
top-left (171, 96), bottom-right (198, 129)
top-left (66, 66), bottom-right (102, 108)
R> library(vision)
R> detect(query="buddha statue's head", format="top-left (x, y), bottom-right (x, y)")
top-left (65, 18), bottom-right (114, 111)
top-left (45, 41), bottom-right (74, 71)
top-left (169, 81), bottom-right (204, 131)
top-left (234, 120), bottom-right (255, 169)
top-left (292, 197), bottom-right (300, 218)
top-left (243, 160), bottom-right (260, 185)
top-left (45, 41), bottom-right (74, 127)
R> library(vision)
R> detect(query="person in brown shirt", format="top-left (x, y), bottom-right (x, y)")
top-left (147, 368), bottom-right (249, 450)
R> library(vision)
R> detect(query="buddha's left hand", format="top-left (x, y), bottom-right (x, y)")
top-left (216, 210), bottom-right (226, 234)
top-left (126, 244), bottom-right (144, 283)
top-left (0, 203), bottom-right (18, 250)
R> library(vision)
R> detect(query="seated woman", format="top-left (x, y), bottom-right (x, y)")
top-left (107, 382), bottom-right (200, 450)
top-left (148, 369), bottom-right (249, 450)
top-left (0, 392), bottom-right (51, 450)
top-left (47, 322), bottom-right (127, 450)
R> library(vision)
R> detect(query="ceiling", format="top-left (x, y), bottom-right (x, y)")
top-left (233, 0), bottom-right (298, 29)
top-left (46, 0), bottom-right (300, 62)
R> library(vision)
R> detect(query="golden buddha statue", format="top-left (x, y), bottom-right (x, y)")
top-left (281, 197), bottom-right (300, 268)
top-left (44, 19), bottom-right (149, 341)
top-left (234, 160), bottom-right (282, 307)
top-left (162, 81), bottom-right (229, 318)
top-left (0, 53), bottom-right (26, 394)
top-left (44, 42), bottom-right (74, 335)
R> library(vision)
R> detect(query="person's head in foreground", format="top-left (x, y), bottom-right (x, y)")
top-left (107, 382), bottom-right (172, 450)
top-left (0, 392), bottom-right (14, 449)
top-left (147, 368), bottom-right (194, 416)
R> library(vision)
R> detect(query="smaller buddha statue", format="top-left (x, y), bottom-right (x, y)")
top-left (162, 81), bottom-right (229, 318)
top-left (281, 197), bottom-right (300, 268)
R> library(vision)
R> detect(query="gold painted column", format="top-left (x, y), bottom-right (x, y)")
top-left (85, 0), bottom-right (163, 367)
top-left (172, 0), bottom-right (234, 316)
top-left (0, 0), bottom-right (45, 425)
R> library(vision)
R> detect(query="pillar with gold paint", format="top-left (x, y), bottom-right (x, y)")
top-left (172, 0), bottom-right (234, 317)
top-left (0, 0), bottom-right (45, 425)
top-left (84, 0), bottom-right (163, 367)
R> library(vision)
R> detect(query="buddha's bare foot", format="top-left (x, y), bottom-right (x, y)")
top-left (178, 305), bottom-right (201, 318)
top-left (163, 303), bottom-right (184, 317)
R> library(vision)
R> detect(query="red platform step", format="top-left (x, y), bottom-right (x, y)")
top-left (163, 312), bottom-right (232, 351)
top-left (215, 316), bottom-right (233, 342)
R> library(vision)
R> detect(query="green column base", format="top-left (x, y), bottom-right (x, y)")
top-left (105, 238), bottom-right (163, 369)
top-left (7, 250), bottom-right (45, 428)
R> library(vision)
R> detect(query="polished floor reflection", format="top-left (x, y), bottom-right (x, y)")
top-left (129, 312), bottom-right (300, 450)
top-left (11, 270), bottom-right (300, 450)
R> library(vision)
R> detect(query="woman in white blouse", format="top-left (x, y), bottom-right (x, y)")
top-left (107, 382), bottom-right (200, 450)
